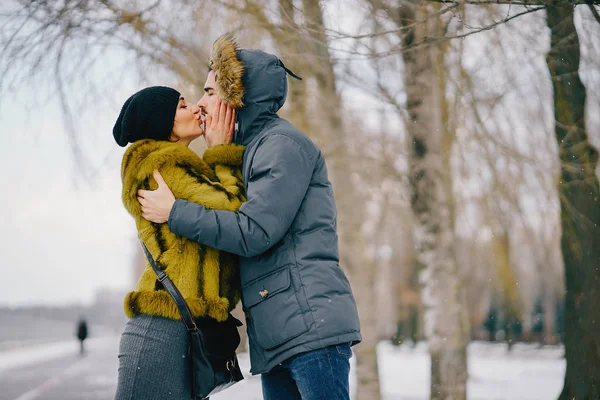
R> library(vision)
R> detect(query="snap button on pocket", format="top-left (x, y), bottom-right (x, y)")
top-left (259, 289), bottom-right (269, 298)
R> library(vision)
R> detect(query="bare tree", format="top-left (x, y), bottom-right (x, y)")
top-left (0, 0), bottom-right (215, 175)
top-left (545, 6), bottom-right (600, 399)
top-left (398, 3), bottom-right (469, 398)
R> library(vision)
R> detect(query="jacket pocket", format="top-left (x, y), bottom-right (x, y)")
top-left (243, 265), bottom-right (309, 350)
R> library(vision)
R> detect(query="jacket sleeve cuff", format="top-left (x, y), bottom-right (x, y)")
top-left (202, 144), bottom-right (245, 168)
top-left (168, 199), bottom-right (191, 237)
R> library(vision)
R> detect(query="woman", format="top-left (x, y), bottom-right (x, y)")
top-left (112, 86), bottom-right (245, 399)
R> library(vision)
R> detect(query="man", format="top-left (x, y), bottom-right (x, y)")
top-left (138, 34), bottom-right (361, 400)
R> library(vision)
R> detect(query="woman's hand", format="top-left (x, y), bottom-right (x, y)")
top-left (204, 97), bottom-right (235, 148)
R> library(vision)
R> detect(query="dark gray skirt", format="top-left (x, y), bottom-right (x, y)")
top-left (114, 314), bottom-right (192, 400)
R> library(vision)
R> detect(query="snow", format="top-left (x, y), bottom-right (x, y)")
top-left (214, 341), bottom-right (565, 400)
top-left (377, 341), bottom-right (564, 400)
top-left (0, 338), bottom-right (565, 399)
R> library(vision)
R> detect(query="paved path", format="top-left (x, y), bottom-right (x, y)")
top-left (0, 336), bottom-right (263, 400)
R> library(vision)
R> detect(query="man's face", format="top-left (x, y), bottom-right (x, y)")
top-left (197, 70), bottom-right (220, 127)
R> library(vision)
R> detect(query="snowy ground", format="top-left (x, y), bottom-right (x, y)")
top-left (375, 341), bottom-right (564, 400)
top-left (0, 337), bottom-right (565, 400)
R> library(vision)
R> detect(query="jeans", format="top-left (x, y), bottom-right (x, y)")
top-left (261, 343), bottom-right (352, 400)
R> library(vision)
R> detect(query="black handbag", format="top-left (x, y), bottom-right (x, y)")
top-left (140, 240), bottom-right (244, 399)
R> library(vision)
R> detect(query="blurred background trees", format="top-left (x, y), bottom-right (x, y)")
top-left (1, 0), bottom-right (599, 399)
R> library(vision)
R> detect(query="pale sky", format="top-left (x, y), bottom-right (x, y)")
top-left (0, 90), bottom-right (139, 307)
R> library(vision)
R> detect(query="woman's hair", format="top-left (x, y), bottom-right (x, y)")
top-left (113, 86), bottom-right (181, 147)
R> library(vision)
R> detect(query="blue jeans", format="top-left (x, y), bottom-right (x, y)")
top-left (261, 343), bottom-right (352, 400)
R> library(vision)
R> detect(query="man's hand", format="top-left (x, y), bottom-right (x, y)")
top-left (138, 170), bottom-right (176, 223)
top-left (204, 97), bottom-right (235, 148)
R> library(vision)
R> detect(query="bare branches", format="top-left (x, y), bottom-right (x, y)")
top-left (589, 3), bottom-right (600, 23)
top-left (0, 0), bottom-right (215, 175)
top-left (308, 2), bottom-right (550, 61)
top-left (430, 0), bottom-right (596, 4)
top-left (436, 6), bottom-right (547, 40)
top-left (218, 0), bottom-right (509, 61)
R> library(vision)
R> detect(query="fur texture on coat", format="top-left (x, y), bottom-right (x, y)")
top-left (121, 140), bottom-right (245, 322)
top-left (209, 33), bottom-right (245, 109)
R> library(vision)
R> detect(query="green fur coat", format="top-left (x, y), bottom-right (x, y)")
top-left (121, 139), bottom-right (245, 322)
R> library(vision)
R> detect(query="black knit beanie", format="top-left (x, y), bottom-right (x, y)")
top-left (113, 86), bottom-right (181, 147)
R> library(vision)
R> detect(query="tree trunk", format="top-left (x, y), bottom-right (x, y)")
top-left (539, 257), bottom-right (558, 346)
top-left (545, 6), bottom-right (600, 400)
top-left (401, 2), bottom-right (469, 399)
top-left (275, 0), bottom-right (311, 134)
top-left (301, 1), bottom-right (382, 397)
top-left (543, 288), bottom-right (556, 345)
top-left (490, 231), bottom-right (521, 350)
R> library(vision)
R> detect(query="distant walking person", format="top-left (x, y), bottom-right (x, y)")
top-left (76, 318), bottom-right (88, 355)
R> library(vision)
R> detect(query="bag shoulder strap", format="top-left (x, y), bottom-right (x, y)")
top-left (139, 239), bottom-right (198, 332)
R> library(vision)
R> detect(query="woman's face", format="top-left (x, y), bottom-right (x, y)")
top-left (170, 97), bottom-right (202, 146)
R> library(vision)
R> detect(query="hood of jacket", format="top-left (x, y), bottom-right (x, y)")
top-left (209, 34), bottom-right (289, 146)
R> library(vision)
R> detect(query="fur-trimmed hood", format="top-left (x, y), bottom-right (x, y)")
top-left (209, 34), bottom-right (291, 146)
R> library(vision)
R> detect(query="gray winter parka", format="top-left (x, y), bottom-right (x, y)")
top-left (168, 35), bottom-right (361, 374)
